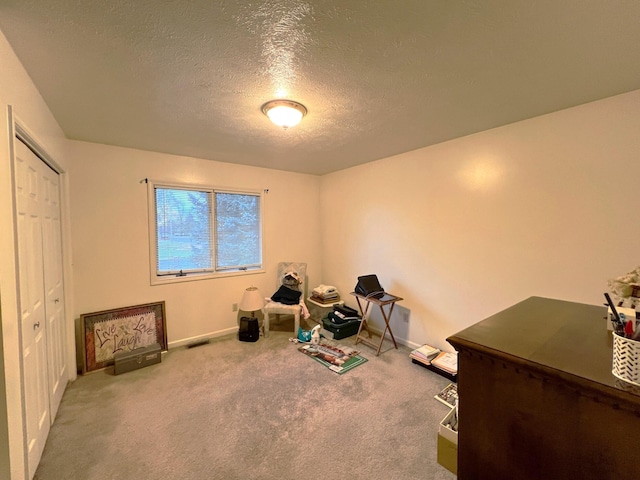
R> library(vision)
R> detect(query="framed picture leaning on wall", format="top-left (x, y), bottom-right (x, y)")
top-left (81, 301), bottom-right (167, 374)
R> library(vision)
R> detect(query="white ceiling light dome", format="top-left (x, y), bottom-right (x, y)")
top-left (261, 100), bottom-right (307, 129)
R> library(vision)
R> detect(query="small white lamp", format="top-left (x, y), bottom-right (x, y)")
top-left (239, 286), bottom-right (264, 319)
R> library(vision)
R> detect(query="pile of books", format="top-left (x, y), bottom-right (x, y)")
top-left (410, 344), bottom-right (441, 365)
top-left (410, 344), bottom-right (458, 380)
top-left (431, 351), bottom-right (458, 376)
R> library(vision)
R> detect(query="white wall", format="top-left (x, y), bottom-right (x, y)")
top-left (0, 30), bottom-right (72, 480)
top-left (320, 90), bottom-right (640, 351)
top-left (67, 141), bottom-right (322, 346)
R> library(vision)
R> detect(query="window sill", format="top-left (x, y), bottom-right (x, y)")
top-left (150, 268), bottom-right (265, 286)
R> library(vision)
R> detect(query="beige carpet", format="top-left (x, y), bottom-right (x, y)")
top-left (35, 326), bottom-right (457, 480)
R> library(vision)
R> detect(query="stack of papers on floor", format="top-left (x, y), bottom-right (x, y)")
top-left (409, 344), bottom-right (441, 365)
top-left (431, 352), bottom-right (458, 375)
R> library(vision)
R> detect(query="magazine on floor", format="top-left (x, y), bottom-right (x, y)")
top-left (431, 351), bottom-right (458, 374)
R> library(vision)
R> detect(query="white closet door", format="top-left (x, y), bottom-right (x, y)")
top-left (15, 140), bottom-right (51, 475)
top-left (14, 139), bottom-right (67, 476)
top-left (41, 154), bottom-right (67, 419)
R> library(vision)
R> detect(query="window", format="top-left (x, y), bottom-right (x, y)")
top-left (148, 181), bottom-right (263, 284)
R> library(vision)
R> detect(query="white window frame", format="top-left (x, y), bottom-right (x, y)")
top-left (147, 179), bottom-right (264, 285)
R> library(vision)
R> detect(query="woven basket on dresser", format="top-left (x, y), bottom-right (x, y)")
top-left (612, 332), bottom-right (640, 386)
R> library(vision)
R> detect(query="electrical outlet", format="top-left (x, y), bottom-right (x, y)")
top-left (402, 310), bottom-right (409, 323)
top-left (232, 303), bottom-right (238, 312)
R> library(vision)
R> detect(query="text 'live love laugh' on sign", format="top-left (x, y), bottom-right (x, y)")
top-left (93, 312), bottom-right (157, 362)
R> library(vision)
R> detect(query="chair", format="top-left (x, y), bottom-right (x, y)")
top-left (262, 262), bottom-right (309, 337)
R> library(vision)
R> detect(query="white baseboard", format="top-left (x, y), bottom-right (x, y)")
top-left (353, 323), bottom-right (414, 350)
top-left (168, 327), bottom-right (237, 349)
top-left (168, 325), bottom-right (419, 351)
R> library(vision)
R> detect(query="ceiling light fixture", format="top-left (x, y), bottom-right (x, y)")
top-left (261, 100), bottom-right (307, 129)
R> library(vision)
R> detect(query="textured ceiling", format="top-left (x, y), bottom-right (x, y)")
top-left (1, 1), bottom-right (640, 175)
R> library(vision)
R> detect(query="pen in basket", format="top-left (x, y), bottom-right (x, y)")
top-left (604, 292), bottom-right (626, 336)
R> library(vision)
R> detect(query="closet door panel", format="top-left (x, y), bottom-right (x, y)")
top-left (15, 141), bottom-right (51, 476)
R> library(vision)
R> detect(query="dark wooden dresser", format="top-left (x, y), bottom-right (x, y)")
top-left (447, 296), bottom-right (640, 480)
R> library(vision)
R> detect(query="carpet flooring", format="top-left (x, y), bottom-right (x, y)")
top-left (34, 326), bottom-right (457, 480)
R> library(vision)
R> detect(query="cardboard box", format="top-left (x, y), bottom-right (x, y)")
top-left (437, 407), bottom-right (458, 474)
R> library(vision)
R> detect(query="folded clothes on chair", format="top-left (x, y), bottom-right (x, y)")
top-left (270, 285), bottom-right (302, 305)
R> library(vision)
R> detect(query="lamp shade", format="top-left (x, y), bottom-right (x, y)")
top-left (239, 286), bottom-right (264, 313)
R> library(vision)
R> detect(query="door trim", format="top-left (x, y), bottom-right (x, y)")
top-left (4, 107), bottom-right (74, 480)
top-left (15, 124), bottom-right (61, 176)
